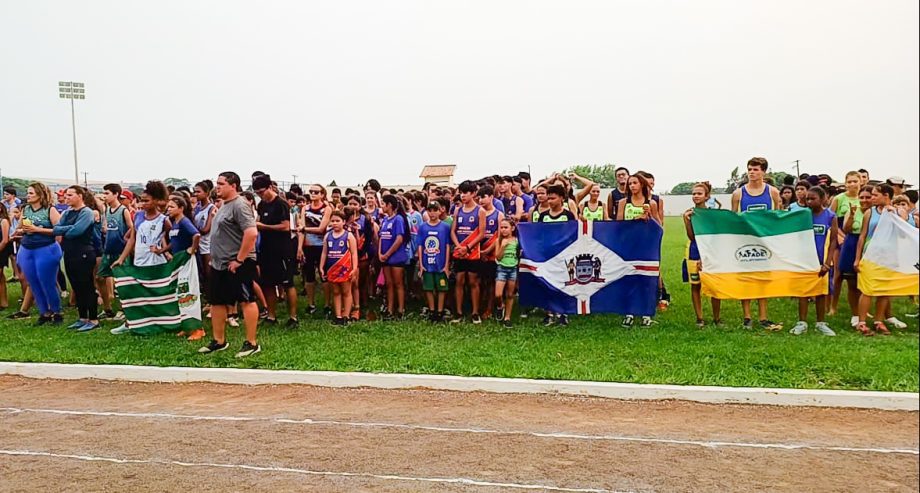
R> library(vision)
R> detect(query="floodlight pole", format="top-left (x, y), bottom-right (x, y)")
top-left (70, 96), bottom-right (80, 185)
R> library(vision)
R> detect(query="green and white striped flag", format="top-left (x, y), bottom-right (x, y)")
top-left (690, 208), bottom-right (825, 300)
top-left (113, 250), bottom-right (202, 336)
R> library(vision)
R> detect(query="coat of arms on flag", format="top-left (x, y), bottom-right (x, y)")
top-left (517, 220), bottom-right (662, 315)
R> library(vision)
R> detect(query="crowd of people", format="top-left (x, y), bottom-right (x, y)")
top-left (2, 158), bottom-right (917, 357)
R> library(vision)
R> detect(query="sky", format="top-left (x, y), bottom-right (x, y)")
top-left (1, 0), bottom-right (918, 190)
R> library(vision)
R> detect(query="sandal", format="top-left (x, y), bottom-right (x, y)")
top-left (856, 322), bottom-right (874, 337)
top-left (873, 321), bottom-right (891, 336)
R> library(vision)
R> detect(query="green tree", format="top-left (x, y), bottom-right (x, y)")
top-left (163, 177), bottom-right (191, 188)
top-left (561, 164), bottom-right (619, 187)
top-left (668, 182), bottom-right (698, 195)
top-left (724, 166), bottom-right (741, 193)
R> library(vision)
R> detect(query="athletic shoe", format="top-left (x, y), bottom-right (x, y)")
top-left (621, 315), bottom-right (634, 327)
top-left (502, 320), bottom-right (513, 329)
top-left (419, 307), bottom-right (429, 319)
top-left (790, 321), bottom-right (808, 335)
top-left (51, 314), bottom-right (64, 325)
top-left (850, 315), bottom-right (860, 327)
top-left (76, 321), bottom-right (99, 332)
top-left (68, 320), bottom-right (87, 329)
top-left (815, 322), bottom-right (836, 336)
top-left (198, 339), bottom-right (229, 353)
top-left (99, 310), bottom-right (115, 320)
top-left (258, 309), bottom-right (269, 320)
top-left (36, 315), bottom-right (53, 326)
top-left (471, 314), bottom-right (482, 325)
top-left (760, 319), bottom-right (783, 331)
top-left (331, 317), bottom-right (345, 326)
top-left (557, 314), bottom-right (569, 326)
top-left (711, 319), bottom-right (723, 327)
top-left (323, 306), bottom-right (333, 319)
top-left (306, 305), bottom-right (317, 315)
top-left (186, 329), bottom-right (206, 341)
top-left (519, 308), bottom-right (529, 319)
top-left (450, 315), bottom-right (464, 324)
top-left (263, 317), bottom-right (277, 325)
top-left (640, 316), bottom-right (656, 327)
top-left (657, 300), bottom-right (669, 312)
top-left (695, 319), bottom-right (705, 328)
top-left (7, 311), bottom-right (29, 320)
top-left (110, 324), bottom-right (131, 335)
top-left (741, 318), bottom-right (753, 329)
top-left (906, 312), bottom-right (919, 319)
top-left (235, 341), bottom-right (261, 358)
top-left (285, 318), bottom-right (299, 329)
top-left (495, 306), bottom-right (505, 321)
top-left (542, 314), bottom-right (555, 327)
top-left (228, 317), bottom-right (240, 328)
top-left (886, 317), bottom-right (908, 329)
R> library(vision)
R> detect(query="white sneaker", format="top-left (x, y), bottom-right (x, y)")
top-left (113, 311), bottom-right (125, 321)
top-left (886, 317), bottom-right (907, 329)
top-left (110, 324), bottom-right (131, 335)
top-left (815, 322), bottom-right (836, 336)
top-left (790, 321), bottom-right (808, 335)
top-left (850, 315), bottom-right (859, 327)
top-left (228, 317), bottom-right (240, 328)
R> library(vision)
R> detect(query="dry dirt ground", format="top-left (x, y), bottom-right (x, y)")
top-left (0, 375), bottom-right (916, 492)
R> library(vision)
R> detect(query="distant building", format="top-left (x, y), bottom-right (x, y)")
top-left (419, 164), bottom-right (457, 187)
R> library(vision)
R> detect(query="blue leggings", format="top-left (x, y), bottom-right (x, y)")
top-left (17, 242), bottom-right (63, 315)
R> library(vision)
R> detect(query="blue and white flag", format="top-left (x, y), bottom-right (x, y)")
top-left (517, 220), bottom-right (662, 316)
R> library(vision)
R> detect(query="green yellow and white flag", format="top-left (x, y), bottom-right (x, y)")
top-left (857, 211), bottom-right (920, 297)
top-left (691, 208), bottom-right (826, 299)
top-left (113, 249), bottom-right (202, 335)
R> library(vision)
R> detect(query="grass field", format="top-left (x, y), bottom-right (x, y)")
top-left (1, 217), bottom-right (917, 392)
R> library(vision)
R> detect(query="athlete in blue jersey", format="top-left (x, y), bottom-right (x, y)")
top-left (731, 157), bottom-right (784, 331)
top-left (791, 186), bottom-right (838, 336)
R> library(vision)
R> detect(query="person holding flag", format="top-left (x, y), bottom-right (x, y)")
top-left (730, 157), bottom-right (783, 331)
top-left (539, 184), bottom-right (578, 326)
top-left (790, 187), bottom-right (838, 336)
top-left (854, 183), bottom-right (909, 335)
top-left (616, 174), bottom-right (659, 327)
top-left (682, 182), bottom-right (721, 327)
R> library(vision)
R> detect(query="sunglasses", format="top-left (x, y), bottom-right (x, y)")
top-left (309, 190), bottom-right (322, 194)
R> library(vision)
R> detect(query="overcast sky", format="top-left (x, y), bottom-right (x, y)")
top-left (2, 0), bottom-right (917, 190)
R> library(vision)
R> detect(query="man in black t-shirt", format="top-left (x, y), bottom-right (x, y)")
top-left (253, 174), bottom-right (299, 328)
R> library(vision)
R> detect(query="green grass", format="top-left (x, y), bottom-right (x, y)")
top-left (1, 217), bottom-right (917, 392)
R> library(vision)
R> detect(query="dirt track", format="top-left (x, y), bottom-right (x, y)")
top-left (0, 376), bottom-right (917, 492)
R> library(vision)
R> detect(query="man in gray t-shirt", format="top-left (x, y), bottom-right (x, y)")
top-left (209, 192), bottom-right (257, 270)
top-left (198, 172), bottom-right (261, 358)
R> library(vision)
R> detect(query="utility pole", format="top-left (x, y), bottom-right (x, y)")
top-left (793, 160), bottom-right (800, 177)
top-left (82, 172), bottom-right (89, 188)
top-left (292, 174), bottom-right (298, 186)
top-left (58, 81), bottom-right (86, 184)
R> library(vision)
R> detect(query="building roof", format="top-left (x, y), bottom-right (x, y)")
top-left (419, 164), bottom-right (457, 178)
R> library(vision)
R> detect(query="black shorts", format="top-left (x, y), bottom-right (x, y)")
top-left (302, 245), bottom-right (323, 283)
top-left (478, 261), bottom-right (497, 280)
top-left (258, 254), bottom-right (295, 288)
top-left (454, 259), bottom-right (479, 274)
top-left (209, 260), bottom-right (258, 306)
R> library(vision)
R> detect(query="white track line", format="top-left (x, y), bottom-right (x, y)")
top-left (0, 449), bottom-right (623, 493)
top-left (1, 406), bottom-right (916, 456)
